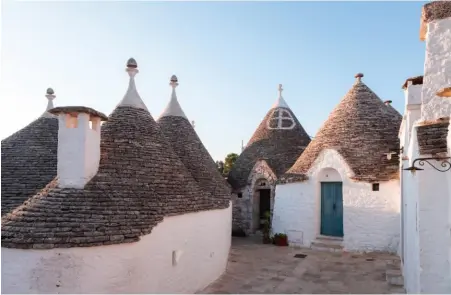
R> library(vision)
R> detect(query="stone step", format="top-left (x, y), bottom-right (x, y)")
top-left (315, 236), bottom-right (343, 246)
top-left (386, 269), bottom-right (404, 287)
top-left (316, 235), bottom-right (343, 241)
top-left (311, 240), bottom-right (343, 252)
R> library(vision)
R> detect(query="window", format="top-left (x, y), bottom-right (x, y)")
top-left (267, 108), bottom-right (296, 130)
top-left (372, 183), bottom-right (379, 191)
top-left (237, 193), bottom-right (243, 198)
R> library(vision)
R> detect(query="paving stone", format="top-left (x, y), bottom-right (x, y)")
top-left (198, 237), bottom-right (405, 294)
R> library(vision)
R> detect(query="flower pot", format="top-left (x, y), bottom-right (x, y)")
top-left (275, 236), bottom-right (288, 246)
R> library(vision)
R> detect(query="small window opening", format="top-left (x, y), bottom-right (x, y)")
top-left (65, 114), bottom-right (78, 128)
top-left (372, 183), bottom-right (379, 191)
top-left (237, 193), bottom-right (243, 198)
top-left (89, 121), bottom-right (93, 129)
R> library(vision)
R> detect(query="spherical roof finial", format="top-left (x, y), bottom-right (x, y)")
top-left (170, 75), bottom-right (178, 83)
top-left (46, 87), bottom-right (54, 95)
top-left (355, 73), bottom-right (364, 79)
top-left (127, 57), bottom-right (138, 69)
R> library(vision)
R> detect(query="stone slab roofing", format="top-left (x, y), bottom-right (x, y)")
top-left (281, 74), bottom-right (402, 183)
top-left (227, 85), bottom-right (311, 190)
top-left (49, 106), bottom-right (108, 120)
top-left (422, 1), bottom-right (451, 23)
top-left (1, 89), bottom-right (58, 216)
top-left (420, 1), bottom-right (451, 40)
top-left (402, 76), bottom-right (424, 89)
top-left (417, 120), bottom-right (449, 156)
top-left (157, 76), bottom-right (231, 204)
top-left (1, 117), bottom-right (58, 216)
top-left (1, 60), bottom-right (229, 249)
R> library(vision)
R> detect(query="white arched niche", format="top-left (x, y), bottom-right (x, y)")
top-left (317, 167), bottom-right (343, 182)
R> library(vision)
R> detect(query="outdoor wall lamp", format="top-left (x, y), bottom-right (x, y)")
top-left (403, 157), bottom-right (451, 174)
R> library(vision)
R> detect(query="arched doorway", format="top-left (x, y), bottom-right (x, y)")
top-left (318, 168), bottom-right (343, 237)
top-left (252, 178), bottom-right (272, 232)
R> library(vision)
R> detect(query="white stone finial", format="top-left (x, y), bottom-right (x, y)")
top-left (272, 83), bottom-right (290, 109)
top-left (41, 87), bottom-right (56, 118)
top-left (159, 74), bottom-right (187, 119)
top-left (117, 58), bottom-right (148, 111)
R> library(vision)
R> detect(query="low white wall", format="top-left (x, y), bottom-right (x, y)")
top-left (1, 203), bottom-right (232, 294)
top-left (272, 149), bottom-right (400, 253)
top-left (417, 163), bottom-right (451, 293)
top-left (401, 168), bottom-right (420, 294)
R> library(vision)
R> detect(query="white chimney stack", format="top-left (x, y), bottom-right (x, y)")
top-left (49, 106), bottom-right (108, 189)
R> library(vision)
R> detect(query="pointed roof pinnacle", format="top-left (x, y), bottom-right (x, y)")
top-left (41, 87), bottom-right (56, 118)
top-left (271, 83), bottom-right (290, 109)
top-left (159, 74), bottom-right (187, 119)
top-left (117, 58), bottom-right (148, 111)
top-left (355, 73), bottom-right (364, 82)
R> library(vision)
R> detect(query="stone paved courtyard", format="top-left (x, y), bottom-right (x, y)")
top-left (199, 237), bottom-right (405, 294)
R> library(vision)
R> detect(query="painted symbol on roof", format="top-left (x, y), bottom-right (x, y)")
top-left (267, 108), bottom-right (296, 130)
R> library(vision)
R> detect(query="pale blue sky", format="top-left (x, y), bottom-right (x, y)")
top-left (1, 0), bottom-right (427, 161)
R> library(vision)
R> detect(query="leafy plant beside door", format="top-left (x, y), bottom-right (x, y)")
top-left (262, 210), bottom-right (272, 244)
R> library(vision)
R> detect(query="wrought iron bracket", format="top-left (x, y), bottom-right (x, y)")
top-left (403, 157), bottom-right (451, 173)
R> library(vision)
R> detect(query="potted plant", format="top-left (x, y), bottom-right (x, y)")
top-left (273, 233), bottom-right (289, 246)
top-left (262, 211), bottom-right (272, 244)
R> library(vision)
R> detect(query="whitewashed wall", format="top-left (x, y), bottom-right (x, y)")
top-left (1, 204), bottom-right (232, 294)
top-left (401, 167), bottom-right (420, 293)
top-left (272, 149), bottom-right (400, 252)
top-left (402, 124), bottom-right (451, 294)
top-left (421, 18), bottom-right (451, 121)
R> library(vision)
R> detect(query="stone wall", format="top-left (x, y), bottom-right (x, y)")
top-left (232, 160), bottom-right (277, 235)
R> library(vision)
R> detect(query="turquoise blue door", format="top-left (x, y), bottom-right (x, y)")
top-left (320, 182), bottom-right (343, 237)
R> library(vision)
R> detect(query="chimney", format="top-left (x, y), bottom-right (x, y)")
top-left (49, 106), bottom-right (108, 189)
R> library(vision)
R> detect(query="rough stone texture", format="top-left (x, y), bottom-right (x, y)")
top-left (422, 1), bottom-right (451, 23)
top-left (282, 79), bottom-right (402, 183)
top-left (233, 160), bottom-right (278, 235)
top-left (417, 121), bottom-right (450, 155)
top-left (1, 117), bottom-right (58, 216)
top-left (49, 106), bottom-right (108, 121)
top-left (420, 15), bottom-right (451, 121)
top-left (1, 106), bottom-right (230, 249)
top-left (199, 237), bottom-right (405, 294)
top-left (228, 107), bottom-right (311, 190)
top-left (402, 76), bottom-right (424, 89)
top-left (157, 115), bottom-right (231, 206)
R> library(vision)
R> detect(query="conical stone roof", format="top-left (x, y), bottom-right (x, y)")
top-left (282, 74), bottom-right (402, 183)
top-left (157, 75), bottom-right (231, 204)
top-left (227, 84), bottom-right (311, 189)
top-left (1, 59), bottom-right (229, 249)
top-left (1, 88), bottom-right (58, 216)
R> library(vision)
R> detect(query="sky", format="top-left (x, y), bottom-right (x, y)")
top-left (1, 0), bottom-right (428, 161)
